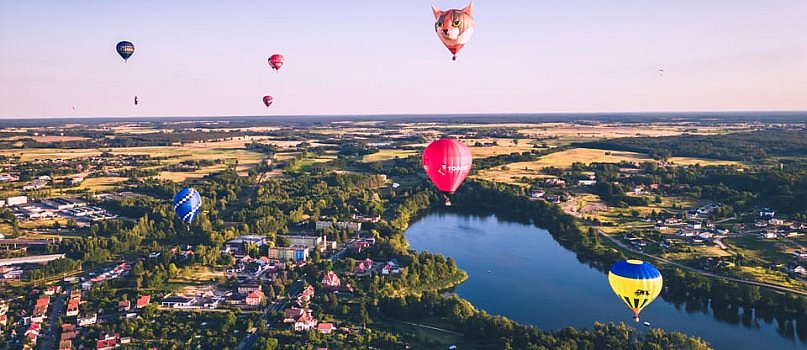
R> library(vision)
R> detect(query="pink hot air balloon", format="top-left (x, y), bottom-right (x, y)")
top-left (263, 95), bottom-right (273, 108)
top-left (268, 54), bottom-right (285, 72)
top-left (422, 138), bottom-right (473, 206)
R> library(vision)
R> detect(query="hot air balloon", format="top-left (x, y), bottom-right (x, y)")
top-left (263, 96), bottom-right (273, 108)
top-left (432, 3), bottom-right (475, 60)
top-left (173, 187), bottom-right (202, 224)
top-left (268, 54), bottom-right (285, 72)
top-left (608, 259), bottom-right (663, 322)
top-left (116, 41), bottom-right (135, 62)
top-left (422, 138), bottom-right (472, 206)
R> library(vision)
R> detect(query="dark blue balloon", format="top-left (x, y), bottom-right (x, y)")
top-left (173, 187), bottom-right (201, 224)
top-left (116, 41), bottom-right (135, 61)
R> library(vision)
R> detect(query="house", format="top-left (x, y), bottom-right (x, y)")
top-left (96, 334), bottom-right (117, 350)
top-left (297, 285), bottom-right (315, 306)
top-left (664, 217), bottom-right (680, 224)
top-left (677, 229), bottom-right (698, 238)
top-left (135, 295), bottom-right (150, 309)
top-left (354, 258), bottom-right (374, 275)
top-left (793, 266), bottom-right (806, 275)
top-left (382, 260), bottom-right (401, 275)
top-left (353, 240), bottom-right (371, 252)
top-left (160, 295), bottom-right (197, 309)
top-left (25, 322), bottom-right (41, 344)
top-left (793, 251), bottom-right (807, 261)
top-left (686, 222), bottom-right (702, 230)
top-left (769, 218), bottom-right (784, 226)
top-left (58, 340), bottom-right (74, 350)
top-left (284, 307), bottom-right (306, 323)
top-left (78, 314), bottom-right (97, 326)
top-left (759, 208), bottom-right (775, 218)
top-left (238, 281), bottom-right (262, 295)
top-left (64, 177), bottom-right (84, 185)
top-left (246, 290), bottom-right (265, 306)
top-left (44, 285), bottom-right (62, 295)
top-left (66, 300), bottom-right (79, 317)
top-left (294, 311), bottom-right (317, 331)
top-left (118, 300), bottom-right (130, 312)
top-left (227, 294), bottom-right (246, 305)
top-left (577, 180), bottom-right (597, 186)
top-left (317, 322), bottom-right (335, 334)
top-left (23, 179), bottom-right (48, 191)
top-left (220, 235), bottom-right (268, 257)
top-left (760, 231), bottom-right (777, 239)
top-left (321, 271), bottom-right (341, 289)
top-left (529, 190), bottom-right (545, 200)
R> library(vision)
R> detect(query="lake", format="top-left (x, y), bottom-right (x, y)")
top-left (405, 211), bottom-right (806, 350)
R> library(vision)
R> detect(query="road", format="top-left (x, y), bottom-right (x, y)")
top-left (329, 246), bottom-right (349, 262)
top-left (600, 231), bottom-right (807, 297)
top-left (236, 274), bottom-right (307, 350)
top-left (38, 288), bottom-right (69, 350)
top-left (396, 320), bottom-right (463, 336)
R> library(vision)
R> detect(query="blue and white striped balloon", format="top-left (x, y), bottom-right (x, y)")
top-left (173, 187), bottom-right (202, 224)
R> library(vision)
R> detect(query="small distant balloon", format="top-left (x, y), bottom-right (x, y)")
top-left (134, 96), bottom-right (139, 105)
top-left (173, 187), bottom-right (202, 224)
top-left (269, 54), bottom-right (285, 72)
top-left (432, 3), bottom-right (475, 60)
top-left (263, 96), bottom-right (273, 108)
top-left (116, 41), bottom-right (135, 62)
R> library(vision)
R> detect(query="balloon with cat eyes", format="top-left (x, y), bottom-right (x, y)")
top-left (431, 3), bottom-right (475, 61)
top-left (263, 96), bottom-right (273, 108)
top-left (269, 54), bottom-right (285, 72)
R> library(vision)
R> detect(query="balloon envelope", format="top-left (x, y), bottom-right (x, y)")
top-left (432, 3), bottom-right (475, 60)
top-left (422, 138), bottom-right (472, 194)
top-left (608, 259), bottom-right (663, 320)
top-left (116, 41), bottom-right (135, 61)
top-left (269, 54), bottom-right (285, 71)
top-left (263, 96), bottom-right (273, 107)
top-left (173, 187), bottom-right (202, 224)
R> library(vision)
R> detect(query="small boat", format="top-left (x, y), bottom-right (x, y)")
top-left (643, 321), bottom-right (651, 327)
top-left (486, 270), bottom-right (492, 273)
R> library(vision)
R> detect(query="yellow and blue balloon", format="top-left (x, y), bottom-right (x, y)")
top-left (608, 259), bottom-right (663, 322)
top-left (173, 187), bottom-right (202, 224)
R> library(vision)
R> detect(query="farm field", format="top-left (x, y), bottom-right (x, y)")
top-left (475, 147), bottom-right (742, 185)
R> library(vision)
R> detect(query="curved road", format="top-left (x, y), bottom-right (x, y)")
top-left (599, 231), bottom-right (807, 297)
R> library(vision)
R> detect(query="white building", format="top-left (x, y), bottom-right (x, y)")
top-left (315, 221), bottom-right (361, 232)
top-left (6, 196), bottom-right (27, 206)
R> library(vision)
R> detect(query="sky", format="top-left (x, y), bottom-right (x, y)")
top-left (1, 0), bottom-right (806, 118)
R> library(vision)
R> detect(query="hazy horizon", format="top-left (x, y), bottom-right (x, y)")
top-left (2, 0), bottom-right (806, 118)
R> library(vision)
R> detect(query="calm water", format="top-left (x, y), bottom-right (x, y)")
top-left (405, 211), bottom-right (806, 350)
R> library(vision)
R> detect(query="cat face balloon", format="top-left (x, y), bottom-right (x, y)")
top-left (432, 3), bottom-right (474, 60)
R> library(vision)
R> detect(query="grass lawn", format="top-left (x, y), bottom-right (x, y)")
top-left (475, 147), bottom-right (743, 186)
top-left (362, 149), bottom-right (418, 163)
top-left (376, 317), bottom-right (486, 350)
top-left (77, 176), bottom-right (128, 192)
top-left (724, 235), bottom-right (797, 264)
